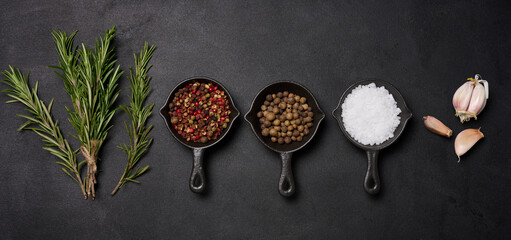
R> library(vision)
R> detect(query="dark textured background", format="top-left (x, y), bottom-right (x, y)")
top-left (1, 0), bottom-right (510, 239)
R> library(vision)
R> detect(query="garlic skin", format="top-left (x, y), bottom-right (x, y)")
top-left (423, 115), bottom-right (452, 138)
top-left (454, 128), bottom-right (484, 162)
top-left (453, 75), bottom-right (489, 123)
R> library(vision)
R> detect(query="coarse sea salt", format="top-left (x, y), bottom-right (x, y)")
top-left (341, 83), bottom-right (401, 145)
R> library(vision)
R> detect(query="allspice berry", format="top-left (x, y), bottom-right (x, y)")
top-left (266, 112), bottom-right (276, 121)
top-left (269, 128), bottom-right (278, 137)
top-left (262, 128), bottom-right (270, 136)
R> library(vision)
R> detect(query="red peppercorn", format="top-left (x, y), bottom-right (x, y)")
top-left (189, 128), bottom-right (194, 133)
top-left (220, 117), bottom-right (226, 121)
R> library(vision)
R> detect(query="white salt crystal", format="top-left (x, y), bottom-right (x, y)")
top-left (341, 83), bottom-right (401, 145)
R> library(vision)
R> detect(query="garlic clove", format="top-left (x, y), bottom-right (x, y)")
top-left (454, 128), bottom-right (484, 163)
top-left (423, 115), bottom-right (452, 138)
top-left (452, 80), bottom-right (475, 121)
top-left (467, 82), bottom-right (487, 117)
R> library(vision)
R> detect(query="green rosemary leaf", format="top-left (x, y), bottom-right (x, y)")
top-left (17, 120), bottom-right (34, 131)
top-left (125, 178), bottom-right (140, 184)
top-left (61, 168), bottom-right (79, 183)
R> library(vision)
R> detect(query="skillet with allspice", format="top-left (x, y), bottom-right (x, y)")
top-left (257, 91), bottom-right (314, 144)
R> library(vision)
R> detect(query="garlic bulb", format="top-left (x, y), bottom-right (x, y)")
top-left (452, 74), bottom-right (489, 123)
top-left (423, 115), bottom-right (452, 138)
top-left (454, 128), bottom-right (484, 162)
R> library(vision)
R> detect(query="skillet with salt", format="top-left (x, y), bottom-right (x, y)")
top-left (332, 79), bottom-right (412, 195)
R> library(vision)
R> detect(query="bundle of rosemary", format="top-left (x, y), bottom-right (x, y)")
top-left (2, 27), bottom-right (155, 199)
top-left (51, 27), bottom-right (122, 199)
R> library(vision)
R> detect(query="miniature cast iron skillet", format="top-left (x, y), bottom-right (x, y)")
top-left (160, 77), bottom-right (240, 193)
top-left (332, 79), bottom-right (412, 195)
top-left (245, 81), bottom-right (325, 197)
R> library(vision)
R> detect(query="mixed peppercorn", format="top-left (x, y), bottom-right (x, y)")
top-left (258, 91), bottom-right (314, 144)
top-left (168, 82), bottom-right (231, 143)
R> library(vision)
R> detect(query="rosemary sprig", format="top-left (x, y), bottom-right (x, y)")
top-left (52, 27), bottom-right (122, 199)
top-left (111, 42), bottom-right (156, 196)
top-left (1, 66), bottom-right (87, 198)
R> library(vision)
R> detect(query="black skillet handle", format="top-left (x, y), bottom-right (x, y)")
top-left (278, 152), bottom-right (295, 197)
top-left (364, 150), bottom-right (380, 194)
top-left (190, 148), bottom-right (206, 193)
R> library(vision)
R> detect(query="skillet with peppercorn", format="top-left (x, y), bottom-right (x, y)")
top-left (160, 77), bottom-right (239, 193)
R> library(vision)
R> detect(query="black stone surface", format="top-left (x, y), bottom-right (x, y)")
top-left (1, 1), bottom-right (510, 239)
